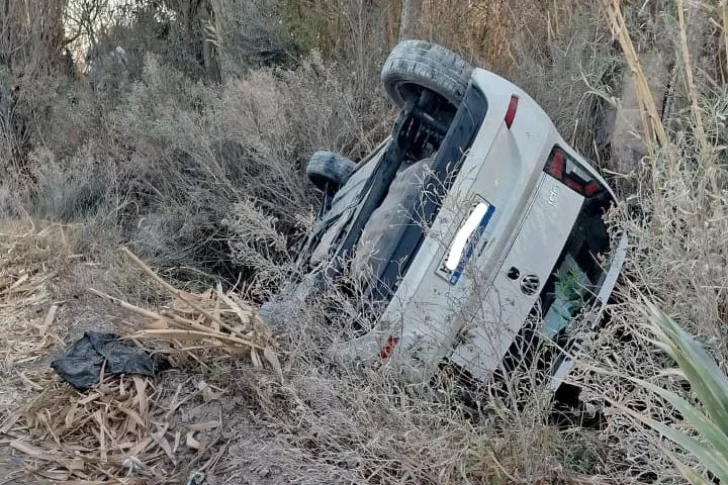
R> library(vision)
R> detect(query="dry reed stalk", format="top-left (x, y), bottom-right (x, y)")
top-left (676, 0), bottom-right (708, 155)
top-left (600, 0), bottom-right (678, 182)
top-left (87, 248), bottom-right (281, 377)
top-left (722, 1), bottom-right (728, 78)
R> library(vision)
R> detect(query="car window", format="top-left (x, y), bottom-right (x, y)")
top-left (542, 253), bottom-right (591, 338)
top-left (537, 191), bottom-right (612, 337)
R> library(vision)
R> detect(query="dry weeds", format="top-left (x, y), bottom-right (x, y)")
top-left (3, 367), bottom-right (240, 483)
top-left (561, 1), bottom-right (728, 483)
top-left (6, 0), bottom-right (728, 483)
top-left (0, 221), bottom-right (78, 367)
top-left (0, 221), bottom-right (81, 481)
top-left (0, 236), bottom-right (282, 483)
top-left (7, 375), bottom-right (174, 482)
top-left (102, 248), bottom-right (278, 365)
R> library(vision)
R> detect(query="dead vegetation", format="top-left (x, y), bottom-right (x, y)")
top-left (0, 221), bottom-right (82, 368)
top-left (4, 366), bottom-right (243, 483)
top-left (1, 242), bottom-right (281, 483)
top-left (9, 375), bottom-right (176, 483)
top-left (2, 0), bottom-right (728, 483)
top-left (93, 248), bottom-right (279, 371)
top-left (565, 2), bottom-right (728, 483)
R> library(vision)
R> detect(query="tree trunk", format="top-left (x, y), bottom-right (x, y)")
top-left (200, 3), bottom-right (221, 84)
top-left (399, 0), bottom-right (423, 40)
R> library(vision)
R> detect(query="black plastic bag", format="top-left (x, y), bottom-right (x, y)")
top-left (51, 331), bottom-right (168, 390)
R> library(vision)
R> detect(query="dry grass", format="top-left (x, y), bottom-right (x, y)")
top-left (3, 368), bottom-right (239, 483)
top-left (94, 247), bottom-right (280, 373)
top-left (561, 1), bottom-right (728, 483)
top-left (5, 0), bottom-right (728, 484)
top-left (7, 375), bottom-right (171, 482)
top-left (0, 239), bottom-right (281, 483)
top-left (600, 0), bottom-right (677, 181)
top-left (0, 221), bottom-right (84, 481)
top-left (0, 221), bottom-right (78, 367)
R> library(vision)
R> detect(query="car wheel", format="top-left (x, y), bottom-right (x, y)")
top-left (381, 40), bottom-right (473, 110)
top-left (306, 151), bottom-right (356, 192)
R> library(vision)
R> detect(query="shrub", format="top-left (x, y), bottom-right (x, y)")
top-left (5, 45), bottom-right (387, 280)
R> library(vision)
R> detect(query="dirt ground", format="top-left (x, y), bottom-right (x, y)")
top-left (0, 221), bottom-right (332, 485)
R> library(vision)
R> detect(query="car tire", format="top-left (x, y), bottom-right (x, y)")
top-left (306, 151), bottom-right (356, 192)
top-left (381, 40), bottom-right (473, 110)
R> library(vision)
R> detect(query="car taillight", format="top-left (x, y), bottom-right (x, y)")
top-left (566, 178), bottom-right (582, 192)
top-left (544, 147), bottom-right (604, 198)
top-left (505, 95), bottom-right (519, 129)
top-left (545, 151), bottom-right (565, 179)
top-left (380, 336), bottom-right (400, 359)
top-left (584, 181), bottom-right (601, 196)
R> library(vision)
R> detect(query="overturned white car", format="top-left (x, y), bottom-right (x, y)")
top-left (262, 40), bottom-right (627, 392)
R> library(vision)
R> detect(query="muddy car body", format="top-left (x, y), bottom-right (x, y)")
top-left (262, 41), bottom-right (628, 389)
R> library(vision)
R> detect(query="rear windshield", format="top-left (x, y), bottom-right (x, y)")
top-left (539, 193), bottom-right (612, 338)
